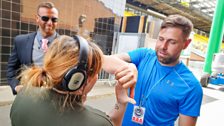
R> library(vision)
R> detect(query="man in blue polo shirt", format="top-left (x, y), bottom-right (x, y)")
top-left (103, 14), bottom-right (203, 126)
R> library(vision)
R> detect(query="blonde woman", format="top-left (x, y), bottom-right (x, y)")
top-left (10, 35), bottom-right (136, 126)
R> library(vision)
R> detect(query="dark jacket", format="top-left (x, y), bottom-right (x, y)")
top-left (7, 32), bottom-right (36, 94)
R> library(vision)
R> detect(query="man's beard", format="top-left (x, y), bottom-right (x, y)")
top-left (156, 51), bottom-right (178, 65)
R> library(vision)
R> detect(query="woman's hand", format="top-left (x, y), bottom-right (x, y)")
top-left (115, 82), bottom-right (136, 105)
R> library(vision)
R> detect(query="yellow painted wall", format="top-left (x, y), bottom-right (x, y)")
top-left (193, 34), bottom-right (224, 49)
top-left (191, 34), bottom-right (224, 58)
top-left (124, 11), bottom-right (136, 16)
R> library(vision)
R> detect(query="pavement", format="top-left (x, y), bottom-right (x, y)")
top-left (1, 60), bottom-right (224, 126)
top-left (182, 60), bottom-right (224, 126)
top-left (0, 86), bottom-right (16, 106)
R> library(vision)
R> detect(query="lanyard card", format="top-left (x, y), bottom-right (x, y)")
top-left (132, 105), bottom-right (145, 125)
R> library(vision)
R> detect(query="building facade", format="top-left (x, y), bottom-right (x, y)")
top-left (0, 0), bottom-right (126, 85)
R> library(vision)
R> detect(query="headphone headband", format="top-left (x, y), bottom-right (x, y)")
top-left (61, 35), bottom-right (89, 91)
top-left (73, 35), bottom-right (88, 70)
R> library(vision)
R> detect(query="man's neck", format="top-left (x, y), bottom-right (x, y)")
top-left (39, 30), bottom-right (55, 38)
top-left (159, 60), bottom-right (180, 67)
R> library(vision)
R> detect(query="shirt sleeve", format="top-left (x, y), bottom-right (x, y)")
top-left (179, 82), bottom-right (203, 116)
top-left (128, 48), bottom-right (154, 66)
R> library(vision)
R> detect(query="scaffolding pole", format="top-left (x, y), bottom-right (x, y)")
top-left (203, 0), bottom-right (224, 74)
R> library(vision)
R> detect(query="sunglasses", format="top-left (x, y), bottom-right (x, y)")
top-left (38, 14), bottom-right (58, 23)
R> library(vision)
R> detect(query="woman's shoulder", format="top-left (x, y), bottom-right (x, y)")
top-left (84, 105), bottom-right (113, 126)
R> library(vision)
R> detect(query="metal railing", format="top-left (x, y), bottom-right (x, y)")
top-left (98, 70), bottom-right (116, 86)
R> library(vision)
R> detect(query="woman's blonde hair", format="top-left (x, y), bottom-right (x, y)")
top-left (19, 35), bottom-right (103, 108)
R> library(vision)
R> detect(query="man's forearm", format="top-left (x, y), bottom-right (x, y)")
top-left (102, 53), bottom-right (130, 74)
top-left (8, 78), bottom-right (19, 95)
top-left (7, 66), bottom-right (19, 94)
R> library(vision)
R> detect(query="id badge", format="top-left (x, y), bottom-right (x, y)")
top-left (132, 105), bottom-right (145, 125)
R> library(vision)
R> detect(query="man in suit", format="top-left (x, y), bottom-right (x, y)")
top-left (7, 2), bottom-right (59, 95)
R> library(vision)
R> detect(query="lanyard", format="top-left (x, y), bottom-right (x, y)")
top-left (140, 69), bottom-right (172, 107)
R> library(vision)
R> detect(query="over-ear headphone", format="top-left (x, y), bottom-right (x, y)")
top-left (61, 35), bottom-right (89, 91)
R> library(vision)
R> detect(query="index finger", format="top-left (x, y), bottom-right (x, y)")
top-left (115, 65), bottom-right (129, 75)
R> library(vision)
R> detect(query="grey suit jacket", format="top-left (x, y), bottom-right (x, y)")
top-left (7, 32), bottom-right (36, 94)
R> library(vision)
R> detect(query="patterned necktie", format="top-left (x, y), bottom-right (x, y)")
top-left (41, 39), bottom-right (48, 52)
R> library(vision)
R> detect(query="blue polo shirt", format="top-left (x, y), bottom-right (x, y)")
top-left (122, 48), bottom-right (203, 126)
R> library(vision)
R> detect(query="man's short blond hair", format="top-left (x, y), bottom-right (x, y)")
top-left (161, 14), bottom-right (193, 38)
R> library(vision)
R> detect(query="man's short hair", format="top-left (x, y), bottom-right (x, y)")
top-left (161, 14), bottom-right (193, 38)
top-left (37, 2), bottom-right (55, 13)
